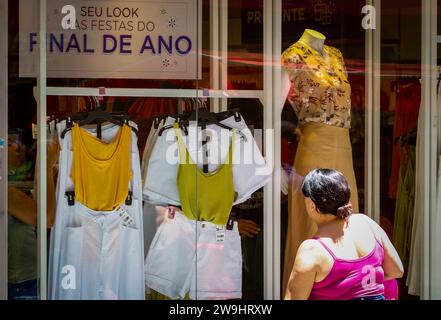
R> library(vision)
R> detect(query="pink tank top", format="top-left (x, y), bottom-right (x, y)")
top-left (309, 236), bottom-right (385, 300)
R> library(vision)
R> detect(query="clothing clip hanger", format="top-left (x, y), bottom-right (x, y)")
top-left (60, 111), bottom-right (138, 139)
top-left (158, 113), bottom-right (185, 136)
top-left (233, 110), bottom-right (241, 122)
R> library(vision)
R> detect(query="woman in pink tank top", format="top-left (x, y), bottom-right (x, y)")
top-left (285, 169), bottom-right (404, 300)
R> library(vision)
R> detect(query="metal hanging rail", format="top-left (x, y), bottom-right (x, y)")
top-left (35, 87), bottom-right (264, 101)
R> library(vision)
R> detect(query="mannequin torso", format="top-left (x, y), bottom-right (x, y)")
top-left (281, 28), bottom-right (351, 129)
top-left (297, 29), bottom-right (326, 56)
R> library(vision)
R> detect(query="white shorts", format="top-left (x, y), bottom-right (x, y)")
top-left (145, 211), bottom-right (242, 300)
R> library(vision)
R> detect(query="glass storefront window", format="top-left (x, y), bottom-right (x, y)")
top-left (1, 0), bottom-right (441, 301)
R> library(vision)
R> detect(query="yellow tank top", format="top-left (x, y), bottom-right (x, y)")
top-left (71, 124), bottom-right (132, 211)
top-left (174, 124), bottom-right (236, 226)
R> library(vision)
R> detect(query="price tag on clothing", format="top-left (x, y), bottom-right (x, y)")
top-left (216, 226), bottom-right (226, 243)
top-left (116, 206), bottom-right (135, 227)
top-left (0, 138), bottom-right (4, 149)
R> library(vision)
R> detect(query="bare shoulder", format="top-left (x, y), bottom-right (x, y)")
top-left (350, 213), bottom-right (376, 224)
top-left (295, 239), bottom-right (323, 270)
top-left (299, 239), bottom-right (322, 252)
top-left (350, 214), bottom-right (385, 238)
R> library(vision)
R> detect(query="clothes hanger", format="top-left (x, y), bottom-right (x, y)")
top-left (60, 109), bottom-right (138, 139)
top-left (216, 108), bottom-right (242, 122)
top-left (191, 108), bottom-right (247, 141)
top-left (158, 115), bottom-right (188, 136)
top-left (158, 108), bottom-right (246, 141)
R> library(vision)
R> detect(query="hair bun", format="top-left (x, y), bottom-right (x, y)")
top-left (336, 203), bottom-right (353, 219)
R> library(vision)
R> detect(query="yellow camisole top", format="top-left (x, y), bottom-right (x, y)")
top-left (71, 124), bottom-right (132, 211)
top-left (174, 124), bottom-right (236, 226)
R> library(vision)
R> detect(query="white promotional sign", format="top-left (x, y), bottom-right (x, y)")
top-left (19, 0), bottom-right (202, 79)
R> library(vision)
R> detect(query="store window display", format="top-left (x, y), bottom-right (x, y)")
top-left (4, 0), bottom-right (433, 302)
top-left (281, 29), bottom-right (359, 293)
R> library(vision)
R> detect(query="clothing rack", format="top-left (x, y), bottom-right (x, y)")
top-left (33, 86), bottom-right (263, 137)
top-left (34, 87), bottom-right (264, 102)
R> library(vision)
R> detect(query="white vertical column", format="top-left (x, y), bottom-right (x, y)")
top-left (272, 0), bottom-right (282, 300)
top-left (210, 0), bottom-right (220, 113)
top-left (263, 0), bottom-right (274, 300)
top-left (421, 0), bottom-right (432, 301)
top-left (0, 0), bottom-right (8, 300)
top-left (372, 0), bottom-right (381, 224)
top-left (219, 0), bottom-right (228, 111)
top-left (428, 0), bottom-right (441, 300)
top-left (37, 0), bottom-right (48, 300)
top-left (364, 0), bottom-right (381, 223)
top-left (364, 0), bottom-right (374, 220)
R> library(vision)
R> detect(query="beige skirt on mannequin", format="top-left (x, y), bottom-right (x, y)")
top-left (282, 122), bottom-right (359, 294)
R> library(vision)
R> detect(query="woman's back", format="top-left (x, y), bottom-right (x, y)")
top-left (309, 214), bottom-right (385, 300)
top-left (284, 169), bottom-right (403, 300)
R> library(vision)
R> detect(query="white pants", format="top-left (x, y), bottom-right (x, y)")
top-left (49, 122), bottom-right (145, 300)
top-left (145, 211), bottom-right (242, 300)
top-left (56, 202), bottom-right (144, 300)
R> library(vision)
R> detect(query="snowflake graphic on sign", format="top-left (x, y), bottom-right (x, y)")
top-left (162, 59), bottom-right (170, 68)
top-left (168, 18), bottom-right (176, 28)
top-left (160, 9), bottom-right (167, 15)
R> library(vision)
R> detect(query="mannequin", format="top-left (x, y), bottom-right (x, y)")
top-left (281, 29), bottom-right (359, 294)
top-left (279, 29), bottom-right (327, 105)
top-left (297, 29), bottom-right (326, 55)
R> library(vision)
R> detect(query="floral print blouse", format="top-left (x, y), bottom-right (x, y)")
top-left (282, 41), bottom-right (352, 129)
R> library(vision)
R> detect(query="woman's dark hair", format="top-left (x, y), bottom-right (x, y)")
top-left (301, 169), bottom-right (353, 219)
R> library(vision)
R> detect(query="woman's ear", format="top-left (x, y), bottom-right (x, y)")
top-left (310, 200), bottom-right (317, 213)
top-left (305, 197), bottom-right (317, 213)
